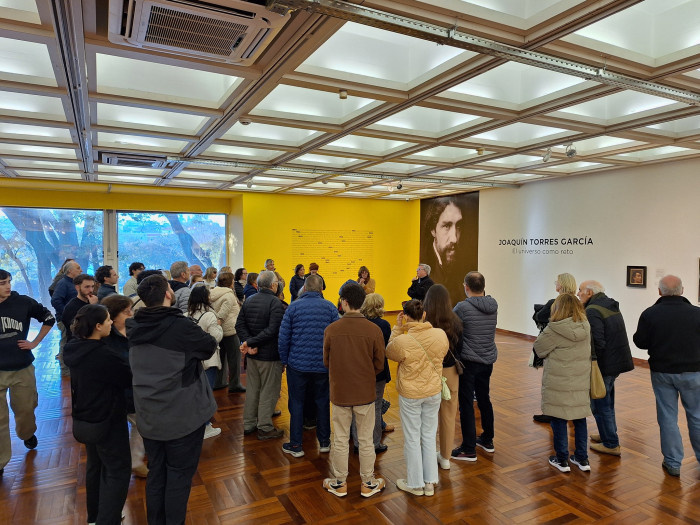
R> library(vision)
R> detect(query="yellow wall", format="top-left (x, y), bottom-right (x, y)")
top-left (1, 180), bottom-right (421, 310)
top-left (241, 193), bottom-right (420, 311)
top-left (0, 180), bottom-right (233, 214)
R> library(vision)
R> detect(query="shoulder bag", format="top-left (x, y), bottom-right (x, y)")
top-left (408, 333), bottom-right (451, 401)
top-left (590, 347), bottom-right (606, 399)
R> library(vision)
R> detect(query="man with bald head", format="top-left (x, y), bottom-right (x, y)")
top-left (633, 275), bottom-right (700, 477)
top-left (577, 280), bottom-right (634, 456)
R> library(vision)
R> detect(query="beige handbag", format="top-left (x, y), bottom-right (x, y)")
top-left (590, 359), bottom-right (606, 399)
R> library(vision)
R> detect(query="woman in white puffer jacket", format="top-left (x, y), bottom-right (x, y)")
top-left (187, 285), bottom-right (224, 439)
top-left (209, 272), bottom-right (244, 392)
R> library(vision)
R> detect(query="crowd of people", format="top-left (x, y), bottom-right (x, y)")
top-left (1, 257), bottom-right (699, 522)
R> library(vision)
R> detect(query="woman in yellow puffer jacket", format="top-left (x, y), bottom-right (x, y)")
top-left (386, 299), bottom-right (448, 497)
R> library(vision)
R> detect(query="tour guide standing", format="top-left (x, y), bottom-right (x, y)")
top-left (0, 269), bottom-right (55, 476)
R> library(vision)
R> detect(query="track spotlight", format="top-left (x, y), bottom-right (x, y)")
top-left (246, 181), bottom-right (252, 188)
top-left (565, 143), bottom-right (577, 158)
top-left (476, 147), bottom-right (484, 155)
top-left (396, 182), bottom-right (403, 190)
top-left (339, 89), bottom-right (348, 100)
top-left (543, 147), bottom-right (552, 162)
top-left (239, 118), bottom-right (252, 125)
top-left (322, 179), bottom-right (328, 184)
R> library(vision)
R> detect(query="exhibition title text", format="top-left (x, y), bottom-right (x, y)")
top-left (498, 237), bottom-right (593, 246)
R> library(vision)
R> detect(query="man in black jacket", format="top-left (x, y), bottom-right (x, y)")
top-left (126, 274), bottom-right (217, 525)
top-left (236, 270), bottom-right (285, 440)
top-left (0, 269), bottom-right (55, 476)
top-left (61, 274), bottom-right (98, 340)
top-left (407, 264), bottom-right (434, 301)
top-left (578, 280), bottom-right (634, 456)
top-left (633, 275), bottom-right (700, 477)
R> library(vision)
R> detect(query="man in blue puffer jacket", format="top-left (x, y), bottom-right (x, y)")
top-left (278, 274), bottom-right (339, 457)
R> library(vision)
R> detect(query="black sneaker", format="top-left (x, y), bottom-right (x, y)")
top-left (243, 427), bottom-right (257, 436)
top-left (476, 436), bottom-right (494, 453)
top-left (24, 435), bottom-right (38, 450)
top-left (451, 447), bottom-right (477, 462)
top-left (548, 455), bottom-right (570, 472)
top-left (569, 456), bottom-right (591, 472)
top-left (533, 414), bottom-right (551, 423)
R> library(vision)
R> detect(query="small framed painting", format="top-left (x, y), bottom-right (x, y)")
top-left (627, 266), bottom-right (646, 288)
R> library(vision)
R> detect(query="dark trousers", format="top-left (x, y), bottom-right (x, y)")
top-left (85, 414), bottom-right (131, 525)
top-left (143, 424), bottom-right (206, 525)
top-left (286, 367), bottom-right (330, 447)
top-left (550, 417), bottom-right (588, 461)
top-left (216, 334), bottom-right (242, 389)
top-left (457, 361), bottom-right (494, 453)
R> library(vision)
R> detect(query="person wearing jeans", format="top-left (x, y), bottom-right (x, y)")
top-left (534, 293), bottom-right (592, 473)
top-left (278, 274), bottom-right (338, 457)
top-left (578, 280), bottom-right (634, 456)
top-left (634, 274), bottom-right (700, 477)
top-left (386, 299), bottom-right (448, 496)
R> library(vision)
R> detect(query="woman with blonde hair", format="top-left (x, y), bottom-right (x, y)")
top-left (532, 272), bottom-right (577, 423)
top-left (534, 293), bottom-right (592, 473)
top-left (203, 267), bottom-right (218, 289)
top-left (386, 300), bottom-right (448, 496)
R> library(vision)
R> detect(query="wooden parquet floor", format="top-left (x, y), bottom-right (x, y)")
top-left (2, 328), bottom-right (700, 524)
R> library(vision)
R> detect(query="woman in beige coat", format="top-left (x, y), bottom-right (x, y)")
top-left (534, 293), bottom-right (592, 473)
top-left (209, 272), bottom-right (244, 392)
top-left (386, 299), bottom-right (448, 497)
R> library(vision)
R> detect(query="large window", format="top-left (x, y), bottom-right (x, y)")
top-left (0, 207), bottom-right (103, 304)
top-left (116, 212), bottom-right (226, 279)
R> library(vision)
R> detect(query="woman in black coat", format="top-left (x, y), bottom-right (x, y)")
top-left (64, 304), bottom-right (132, 525)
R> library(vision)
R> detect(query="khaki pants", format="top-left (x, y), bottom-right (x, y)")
top-left (243, 359), bottom-right (283, 432)
top-left (0, 365), bottom-right (38, 469)
top-left (330, 402), bottom-right (375, 483)
top-left (438, 365), bottom-right (460, 458)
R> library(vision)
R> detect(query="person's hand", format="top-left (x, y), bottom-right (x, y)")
top-left (17, 340), bottom-right (37, 350)
top-left (87, 294), bottom-right (98, 304)
top-left (412, 275), bottom-right (418, 281)
top-left (396, 312), bottom-right (405, 328)
top-left (240, 341), bottom-right (249, 354)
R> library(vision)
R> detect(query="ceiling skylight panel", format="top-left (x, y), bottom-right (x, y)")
top-left (0, 143), bottom-right (77, 158)
top-left (0, 0), bottom-right (41, 23)
top-left (292, 154), bottom-right (360, 168)
top-left (96, 54), bottom-right (241, 107)
top-left (97, 132), bottom-right (190, 152)
top-left (372, 107), bottom-right (479, 134)
top-left (222, 122), bottom-right (320, 145)
top-left (205, 144), bottom-right (284, 162)
top-left (0, 38), bottom-right (56, 86)
top-left (96, 103), bottom-right (208, 134)
top-left (251, 85), bottom-right (376, 121)
top-left (473, 122), bottom-right (569, 144)
top-left (298, 22), bottom-right (466, 85)
top-left (323, 135), bottom-right (411, 153)
top-left (0, 123), bottom-right (72, 142)
top-left (0, 92), bottom-right (66, 121)
top-left (557, 91), bottom-right (677, 120)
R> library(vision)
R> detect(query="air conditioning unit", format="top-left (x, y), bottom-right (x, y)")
top-left (108, 0), bottom-right (290, 65)
top-left (101, 152), bottom-right (170, 168)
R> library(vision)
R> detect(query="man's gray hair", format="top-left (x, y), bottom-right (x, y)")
top-left (419, 263), bottom-right (431, 276)
top-left (264, 259), bottom-right (274, 267)
top-left (64, 261), bottom-right (80, 275)
top-left (305, 274), bottom-right (323, 292)
top-left (659, 275), bottom-right (683, 296)
top-left (583, 281), bottom-right (605, 295)
top-left (170, 261), bottom-right (188, 279)
top-left (257, 270), bottom-right (276, 289)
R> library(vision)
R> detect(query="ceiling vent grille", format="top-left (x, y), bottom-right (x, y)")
top-left (101, 152), bottom-right (169, 168)
top-left (108, 0), bottom-right (290, 65)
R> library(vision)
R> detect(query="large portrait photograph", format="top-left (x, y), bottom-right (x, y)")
top-left (420, 192), bottom-right (479, 306)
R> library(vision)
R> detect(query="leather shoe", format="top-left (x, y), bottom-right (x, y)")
top-left (589, 434), bottom-right (601, 443)
top-left (375, 443), bottom-right (388, 454)
top-left (590, 442), bottom-right (621, 456)
top-left (228, 386), bottom-right (246, 393)
top-left (533, 414), bottom-right (551, 423)
top-left (258, 427), bottom-right (284, 440)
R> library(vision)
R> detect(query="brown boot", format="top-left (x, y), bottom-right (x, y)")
top-left (590, 442), bottom-right (621, 456)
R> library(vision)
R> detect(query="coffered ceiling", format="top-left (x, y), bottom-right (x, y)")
top-left (1, 0), bottom-right (699, 200)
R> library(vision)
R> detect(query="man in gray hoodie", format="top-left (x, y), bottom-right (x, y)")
top-left (451, 271), bottom-right (498, 462)
top-left (126, 274), bottom-right (217, 524)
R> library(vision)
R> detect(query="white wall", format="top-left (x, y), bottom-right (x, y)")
top-left (479, 157), bottom-right (700, 359)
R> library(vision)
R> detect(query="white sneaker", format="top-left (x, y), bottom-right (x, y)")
top-left (437, 452), bottom-right (451, 470)
top-left (204, 424), bottom-right (222, 439)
